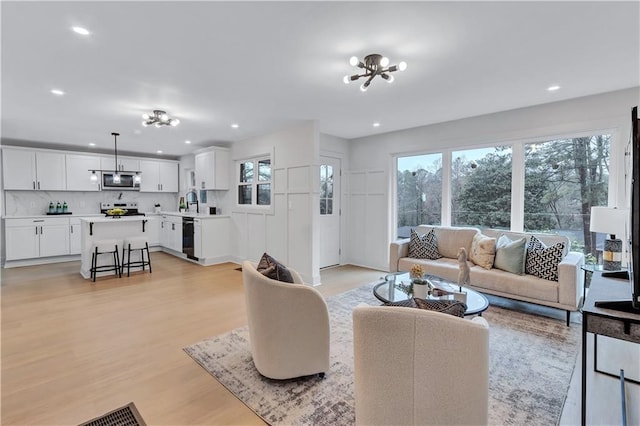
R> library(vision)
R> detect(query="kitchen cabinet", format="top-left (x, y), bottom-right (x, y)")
top-left (2, 148), bottom-right (66, 191)
top-left (139, 160), bottom-right (179, 193)
top-left (146, 216), bottom-right (161, 246)
top-left (100, 156), bottom-right (140, 172)
top-left (195, 217), bottom-right (230, 259)
top-left (66, 154), bottom-right (102, 191)
top-left (69, 218), bottom-right (82, 254)
top-left (161, 215), bottom-right (182, 252)
top-left (195, 148), bottom-right (229, 190)
top-left (5, 217), bottom-right (70, 260)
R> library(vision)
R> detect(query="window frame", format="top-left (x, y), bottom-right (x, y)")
top-left (392, 128), bottom-right (618, 246)
top-left (235, 155), bottom-right (273, 212)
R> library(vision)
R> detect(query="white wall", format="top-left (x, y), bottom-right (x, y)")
top-left (230, 121), bottom-right (321, 284)
top-left (346, 87), bottom-right (640, 271)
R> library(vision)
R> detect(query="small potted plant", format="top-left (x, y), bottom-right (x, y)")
top-left (154, 203), bottom-right (161, 213)
top-left (410, 264), bottom-right (429, 299)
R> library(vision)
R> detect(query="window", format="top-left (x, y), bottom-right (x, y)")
top-left (320, 164), bottom-right (334, 215)
top-left (451, 146), bottom-right (512, 230)
top-left (238, 157), bottom-right (271, 206)
top-left (396, 153), bottom-right (442, 238)
top-left (524, 135), bottom-right (610, 257)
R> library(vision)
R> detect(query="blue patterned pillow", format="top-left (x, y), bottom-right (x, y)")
top-left (408, 229), bottom-right (441, 260)
top-left (525, 236), bottom-right (565, 281)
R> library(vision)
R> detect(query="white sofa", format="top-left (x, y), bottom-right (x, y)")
top-left (242, 261), bottom-right (330, 379)
top-left (353, 305), bottom-right (490, 425)
top-left (389, 226), bottom-right (585, 325)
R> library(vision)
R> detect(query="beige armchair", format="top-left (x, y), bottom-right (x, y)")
top-left (353, 305), bottom-right (489, 425)
top-left (241, 260), bottom-right (330, 380)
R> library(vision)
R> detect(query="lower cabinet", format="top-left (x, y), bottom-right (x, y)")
top-left (197, 217), bottom-right (230, 259)
top-left (5, 217), bottom-right (70, 260)
top-left (146, 216), bottom-right (161, 246)
top-left (161, 215), bottom-right (182, 252)
top-left (69, 218), bottom-right (82, 254)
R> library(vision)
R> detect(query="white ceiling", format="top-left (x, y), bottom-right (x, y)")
top-left (2, 1), bottom-right (639, 158)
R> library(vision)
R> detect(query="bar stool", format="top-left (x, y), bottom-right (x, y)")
top-left (90, 239), bottom-right (122, 282)
top-left (121, 236), bottom-right (152, 277)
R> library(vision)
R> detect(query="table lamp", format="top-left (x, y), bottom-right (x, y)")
top-left (589, 206), bottom-right (628, 271)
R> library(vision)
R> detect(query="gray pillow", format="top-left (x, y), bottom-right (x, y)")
top-left (256, 252), bottom-right (294, 283)
top-left (493, 235), bottom-right (527, 275)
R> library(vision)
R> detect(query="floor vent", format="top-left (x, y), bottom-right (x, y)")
top-left (79, 402), bottom-right (145, 426)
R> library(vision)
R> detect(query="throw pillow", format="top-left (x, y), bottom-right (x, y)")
top-left (525, 236), bottom-right (565, 281)
top-left (469, 233), bottom-right (496, 270)
top-left (256, 252), bottom-right (294, 283)
top-left (384, 298), bottom-right (467, 318)
top-left (493, 235), bottom-right (527, 275)
top-left (408, 228), bottom-right (442, 260)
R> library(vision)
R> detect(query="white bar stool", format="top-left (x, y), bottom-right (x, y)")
top-left (121, 236), bottom-right (152, 277)
top-left (90, 239), bottom-right (122, 282)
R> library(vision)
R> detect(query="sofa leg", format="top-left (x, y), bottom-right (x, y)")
top-left (566, 310), bottom-right (571, 326)
top-left (318, 372), bottom-right (325, 379)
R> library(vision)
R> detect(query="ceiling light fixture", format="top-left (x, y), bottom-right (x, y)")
top-left (343, 54), bottom-right (407, 92)
top-left (50, 89), bottom-right (65, 96)
top-left (231, 123), bottom-right (239, 129)
top-left (373, 122), bottom-right (381, 127)
top-left (185, 140), bottom-right (191, 144)
top-left (72, 26), bottom-right (90, 35)
top-left (142, 110), bottom-right (180, 127)
top-left (547, 85), bottom-right (561, 92)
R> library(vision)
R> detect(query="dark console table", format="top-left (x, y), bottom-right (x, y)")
top-left (581, 273), bottom-right (640, 426)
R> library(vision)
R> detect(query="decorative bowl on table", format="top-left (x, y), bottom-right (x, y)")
top-left (107, 208), bottom-right (127, 217)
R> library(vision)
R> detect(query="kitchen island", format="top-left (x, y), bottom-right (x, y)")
top-left (79, 216), bottom-right (148, 279)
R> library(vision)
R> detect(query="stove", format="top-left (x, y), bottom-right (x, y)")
top-left (100, 202), bottom-right (145, 217)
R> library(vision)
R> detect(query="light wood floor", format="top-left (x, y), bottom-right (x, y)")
top-left (0, 254), bottom-right (382, 425)
top-left (2, 254), bottom-right (638, 425)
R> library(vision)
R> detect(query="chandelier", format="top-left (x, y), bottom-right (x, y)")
top-left (142, 110), bottom-right (180, 127)
top-left (343, 54), bottom-right (407, 92)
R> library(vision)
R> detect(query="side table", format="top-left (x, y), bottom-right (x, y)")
top-left (580, 264), bottom-right (627, 307)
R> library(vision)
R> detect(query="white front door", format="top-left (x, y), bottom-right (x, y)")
top-left (319, 156), bottom-right (341, 268)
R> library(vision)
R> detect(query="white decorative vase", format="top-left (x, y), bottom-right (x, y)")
top-left (413, 282), bottom-right (428, 299)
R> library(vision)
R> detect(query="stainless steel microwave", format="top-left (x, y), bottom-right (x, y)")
top-left (102, 172), bottom-right (140, 190)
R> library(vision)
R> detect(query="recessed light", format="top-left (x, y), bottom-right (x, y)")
top-left (156, 150), bottom-right (163, 154)
top-left (50, 89), bottom-right (65, 96)
top-left (373, 122), bottom-right (381, 127)
top-left (88, 143), bottom-right (96, 147)
top-left (231, 123), bottom-right (239, 129)
top-left (547, 85), bottom-right (561, 92)
top-left (72, 26), bottom-right (90, 36)
top-left (185, 140), bottom-right (191, 144)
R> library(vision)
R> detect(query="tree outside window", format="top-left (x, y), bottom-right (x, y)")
top-left (451, 147), bottom-right (512, 230)
top-left (396, 153), bottom-right (442, 238)
top-left (524, 135), bottom-right (610, 257)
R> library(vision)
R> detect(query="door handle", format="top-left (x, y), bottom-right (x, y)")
top-left (35, 227), bottom-right (38, 235)
top-left (71, 225), bottom-right (74, 234)
top-left (37, 182), bottom-right (40, 190)
top-left (40, 226), bottom-right (43, 234)
top-left (33, 181), bottom-right (36, 189)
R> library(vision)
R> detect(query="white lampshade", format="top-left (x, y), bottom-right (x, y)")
top-left (590, 206), bottom-right (629, 239)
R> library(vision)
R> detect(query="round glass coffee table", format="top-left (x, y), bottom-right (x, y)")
top-left (373, 271), bottom-right (489, 316)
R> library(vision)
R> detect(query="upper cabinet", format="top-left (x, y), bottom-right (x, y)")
top-left (2, 148), bottom-right (66, 190)
top-left (195, 148), bottom-right (229, 190)
top-left (100, 156), bottom-right (140, 172)
top-left (66, 154), bottom-right (102, 191)
top-left (139, 160), bottom-right (179, 193)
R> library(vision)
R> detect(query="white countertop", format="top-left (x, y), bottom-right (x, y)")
top-left (3, 213), bottom-right (104, 219)
top-left (79, 216), bottom-right (147, 223)
top-left (159, 211), bottom-right (229, 219)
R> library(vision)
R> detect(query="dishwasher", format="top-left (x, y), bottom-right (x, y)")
top-left (182, 217), bottom-right (196, 260)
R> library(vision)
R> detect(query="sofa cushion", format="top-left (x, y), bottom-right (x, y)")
top-left (494, 234), bottom-right (527, 274)
top-left (469, 266), bottom-right (559, 303)
top-left (408, 229), bottom-right (441, 260)
top-left (469, 233), bottom-right (496, 270)
top-left (525, 236), bottom-right (565, 282)
top-left (256, 252), bottom-right (294, 283)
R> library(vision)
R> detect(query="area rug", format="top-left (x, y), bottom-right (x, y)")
top-left (184, 283), bottom-right (580, 425)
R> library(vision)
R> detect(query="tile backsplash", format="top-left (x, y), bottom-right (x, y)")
top-left (4, 191), bottom-right (178, 216)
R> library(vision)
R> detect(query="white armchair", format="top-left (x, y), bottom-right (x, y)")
top-left (353, 305), bottom-right (489, 425)
top-left (241, 260), bottom-right (330, 380)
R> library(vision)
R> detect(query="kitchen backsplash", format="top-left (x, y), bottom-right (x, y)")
top-left (4, 191), bottom-right (179, 216)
